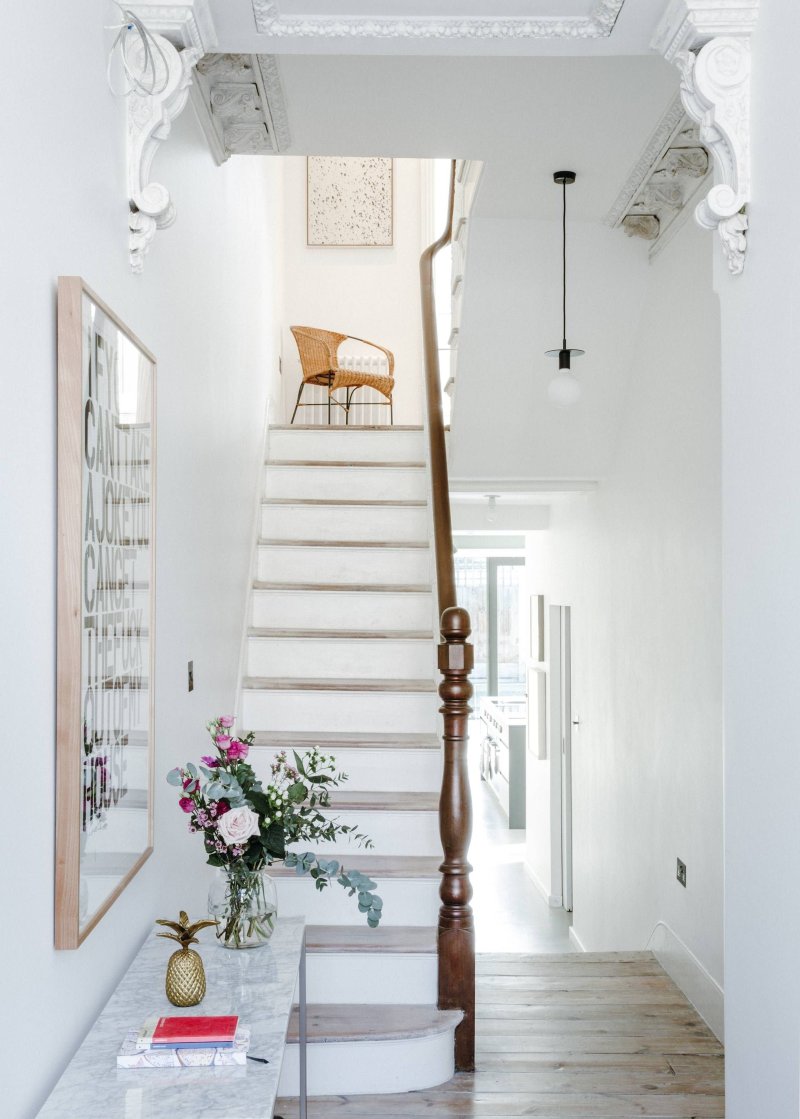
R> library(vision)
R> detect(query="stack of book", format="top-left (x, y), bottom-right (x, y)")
top-left (117, 1014), bottom-right (250, 1068)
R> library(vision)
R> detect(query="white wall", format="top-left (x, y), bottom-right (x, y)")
top-left (526, 220), bottom-right (723, 1001)
top-left (719, 3), bottom-right (800, 1112)
top-left (0, 6), bottom-right (282, 1116)
top-left (449, 217), bottom-right (651, 484)
top-left (280, 156), bottom-right (424, 424)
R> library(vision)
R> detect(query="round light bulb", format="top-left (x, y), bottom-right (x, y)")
top-left (547, 371), bottom-right (581, 408)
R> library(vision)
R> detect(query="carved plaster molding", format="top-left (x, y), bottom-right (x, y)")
top-left (192, 54), bottom-right (290, 163)
top-left (651, 0), bottom-right (758, 275)
top-left (126, 1), bottom-right (217, 51)
top-left (606, 96), bottom-right (710, 258)
top-left (127, 34), bottom-right (201, 273)
top-left (252, 0), bottom-right (626, 40)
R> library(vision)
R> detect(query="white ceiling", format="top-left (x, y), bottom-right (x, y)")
top-left (210, 0), bottom-right (672, 55)
top-left (274, 53), bottom-right (678, 221)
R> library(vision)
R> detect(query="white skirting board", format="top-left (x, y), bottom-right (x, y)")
top-left (523, 859), bottom-right (562, 908)
top-left (646, 921), bottom-right (724, 1042)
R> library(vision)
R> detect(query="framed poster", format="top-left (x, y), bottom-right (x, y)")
top-left (55, 277), bottom-right (156, 948)
top-left (307, 156), bottom-right (393, 247)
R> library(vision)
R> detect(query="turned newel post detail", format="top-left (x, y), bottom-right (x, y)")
top-left (437, 604), bottom-right (475, 1071)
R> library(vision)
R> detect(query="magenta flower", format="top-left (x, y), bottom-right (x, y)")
top-left (216, 799), bottom-right (231, 816)
top-left (219, 716), bottom-right (235, 728)
top-left (215, 734), bottom-right (231, 751)
top-left (227, 739), bottom-right (249, 761)
top-left (178, 797), bottom-right (194, 813)
top-left (200, 755), bottom-right (219, 768)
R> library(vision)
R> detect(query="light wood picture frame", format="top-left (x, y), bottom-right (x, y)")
top-left (307, 156), bottom-right (394, 247)
top-left (55, 277), bottom-right (156, 948)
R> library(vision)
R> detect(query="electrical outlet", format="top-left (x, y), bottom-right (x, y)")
top-left (188, 660), bottom-right (194, 693)
top-left (676, 858), bottom-right (687, 887)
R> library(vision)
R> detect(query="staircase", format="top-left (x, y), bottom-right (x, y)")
top-left (239, 423), bottom-right (461, 1097)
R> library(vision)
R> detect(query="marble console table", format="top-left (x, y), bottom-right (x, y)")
top-left (39, 917), bottom-right (307, 1119)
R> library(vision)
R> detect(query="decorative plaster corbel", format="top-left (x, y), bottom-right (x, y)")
top-left (651, 0), bottom-right (758, 275)
top-left (127, 34), bottom-right (200, 273)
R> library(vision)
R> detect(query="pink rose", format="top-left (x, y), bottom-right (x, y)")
top-left (219, 716), bottom-right (235, 728)
top-left (178, 797), bottom-right (194, 813)
top-left (227, 739), bottom-right (249, 761)
top-left (215, 735), bottom-right (231, 750)
top-left (216, 805), bottom-right (260, 846)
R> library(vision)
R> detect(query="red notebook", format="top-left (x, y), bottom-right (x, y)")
top-left (140, 1015), bottom-right (239, 1049)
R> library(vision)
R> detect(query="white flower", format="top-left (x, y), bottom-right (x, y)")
top-left (217, 805), bottom-right (260, 847)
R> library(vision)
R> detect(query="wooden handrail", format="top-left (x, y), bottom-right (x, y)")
top-left (420, 161), bottom-right (475, 1073)
top-left (420, 161), bottom-right (457, 611)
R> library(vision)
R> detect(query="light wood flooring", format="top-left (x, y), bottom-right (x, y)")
top-left (275, 950), bottom-right (724, 1117)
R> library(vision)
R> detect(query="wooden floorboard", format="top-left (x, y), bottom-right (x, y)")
top-left (275, 951), bottom-right (724, 1118)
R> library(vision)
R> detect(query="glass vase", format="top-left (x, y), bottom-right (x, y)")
top-left (208, 864), bottom-right (278, 949)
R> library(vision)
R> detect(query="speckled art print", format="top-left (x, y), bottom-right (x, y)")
top-left (307, 157), bottom-right (393, 247)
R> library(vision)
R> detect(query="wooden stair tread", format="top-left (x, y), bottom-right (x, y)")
top-left (286, 1004), bottom-right (461, 1044)
top-left (271, 424), bottom-right (423, 431)
top-left (251, 731), bottom-right (439, 750)
top-left (259, 538), bottom-right (429, 549)
top-left (305, 925), bottom-right (437, 954)
top-left (325, 791), bottom-right (438, 812)
top-left (243, 676), bottom-right (436, 693)
top-left (248, 627), bottom-right (434, 641)
top-left (262, 498), bottom-right (426, 507)
top-left (253, 581), bottom-right (431, 594)
top-left (267, 460), bottom-right (425, 469)
top-left (270, 855), bottom-right (441, 879)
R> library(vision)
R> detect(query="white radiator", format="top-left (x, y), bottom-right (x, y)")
top-left (297, 354), bottom-right (391, 426)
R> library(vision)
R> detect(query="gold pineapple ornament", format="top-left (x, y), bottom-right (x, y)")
top-left (156, 911), bottom-right (216, 1007)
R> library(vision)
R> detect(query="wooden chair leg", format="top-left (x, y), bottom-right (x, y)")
top-left (390, 396), bottom-right (394, 426)
top-left (290, 381), bottom-right (305, 425)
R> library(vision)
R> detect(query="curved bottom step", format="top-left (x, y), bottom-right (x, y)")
top-left (278, 1004), bottom-right (462, 1096)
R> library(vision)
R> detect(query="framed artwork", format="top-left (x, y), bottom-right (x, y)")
top-left (527, 664), bottom-right (547, 760)
top-left (530, 593), bottom-right (546, 663)
top-left (55, 277), bottom-right (156, 948)
top-left (307, 156), bottom-right (393, 247)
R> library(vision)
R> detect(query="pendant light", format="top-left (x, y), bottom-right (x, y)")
top-left (545, 171), bottom-right (584, 407)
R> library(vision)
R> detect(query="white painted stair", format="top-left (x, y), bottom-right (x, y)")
top-left (240, 425), bottom-right (454, 1098)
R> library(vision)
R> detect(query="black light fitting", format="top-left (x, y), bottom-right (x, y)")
top-left (545, 171), bottom-right (584, 404)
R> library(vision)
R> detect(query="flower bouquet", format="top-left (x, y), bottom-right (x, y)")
top-left (168, 716), bottom-right (383, 948)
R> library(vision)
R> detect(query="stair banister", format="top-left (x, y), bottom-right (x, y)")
top-left (420, 160), bottom-right (475, 1072)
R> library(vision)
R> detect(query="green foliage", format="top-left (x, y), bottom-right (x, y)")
top-left (284, 852), bottom-right (384, 927)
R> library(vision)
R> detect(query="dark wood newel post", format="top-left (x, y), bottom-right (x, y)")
top-left (437, 604), bottom-right (475, 1071)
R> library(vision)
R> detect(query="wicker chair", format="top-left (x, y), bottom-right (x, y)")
top-left (289, 325), bottom-right (395, 425)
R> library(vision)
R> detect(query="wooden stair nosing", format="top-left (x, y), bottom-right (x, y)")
top-left (323, 791), bottom-right (439, 812)
top-left (242, 676), bottom-right (437, 694)
top-left (286, 1004), bottom-right (461, 1045)
top-left (247, 627), bottom-right (434, 641)
top-left (252, 580), bottom-right (432, 594)
top-left (266, 459), bottom-right (426, 469)
top-left (262, 498), bottom-right (426, 508)
top-left (270, 855), bottom-right (441, 879)
top-left (305, 925), bottom-right (437, 955)
top-left (258, 537), bottom-right (430, 550)
top-left (271, 424), bottom-right (424, 431)
top-left (251, 731), bottom-right (440, 750)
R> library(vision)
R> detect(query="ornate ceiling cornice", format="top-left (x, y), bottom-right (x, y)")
top-left (252, 0), bottom-right (626, 40)
top-left (192, 54), bottom-right (291, 162)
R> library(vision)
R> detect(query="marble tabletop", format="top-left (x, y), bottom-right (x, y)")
top-left (38, 917), bottom-right (306, 1119)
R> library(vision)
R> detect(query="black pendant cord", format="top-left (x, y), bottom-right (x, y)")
top-left (562, 177), bottom-right (567, 351)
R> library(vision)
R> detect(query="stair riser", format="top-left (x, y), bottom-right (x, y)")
top-left (242, 689), bottom-right (439, 735)
top-left (269, 429), bottom-right (425, 463)
top-left (252, 590), bottom-right (434, 631)
top-left (264, 465), bottom-right (426, 502)
top-left (287, 809), bottom-right (440, 856)
top-left (247, 637), bottom-right (435, 680)
top-left (262, 503), bottom-right (428, 542)
top-left (274, 876), bottom-right (440, 926)
top-left (250, 746), bottom-right (442, 793)
top-left (304, 953), bottom-right (437, 1005)
top-left (257, 544), bottom-right (432, 586)
top-left (278, 1031), bottom-right (455, 1096)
